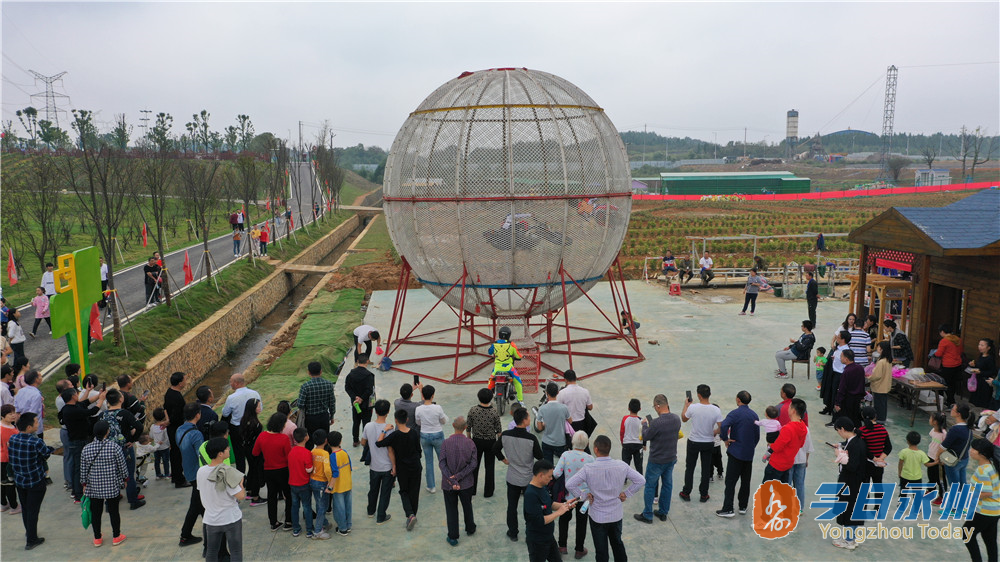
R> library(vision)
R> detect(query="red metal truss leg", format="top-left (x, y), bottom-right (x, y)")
top-left (615, 255), bottom-right (643, 357)
top-left (559, 262), bottom-right (573, 371)
top-left (453, 265), bottom-right (469, 382)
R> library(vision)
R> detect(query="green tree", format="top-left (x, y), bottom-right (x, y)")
top-left (236, 115), bottom-right (254, 152)
top-left (37, 120), bottom-right (71, 150)
top-left (228, 154), bottom-right (264, 260)
top-left (147, 113), bottom-right (174, 152)
top-left (223, 126), bottom-right (239, 152)
top-left (887, 156), bottom-right (911, 182)
top-left (111, 114), bottom-right (132, 150)
top-left (15, 107), bottom-right (39, 148)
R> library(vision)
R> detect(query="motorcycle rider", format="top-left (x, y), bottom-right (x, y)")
top-left (487, 327), bottom-right (524, 402)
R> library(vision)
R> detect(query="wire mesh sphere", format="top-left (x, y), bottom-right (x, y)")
top-left (383, 68), bottom-right (632, 319)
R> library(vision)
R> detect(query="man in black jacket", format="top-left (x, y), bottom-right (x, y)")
top-left (344, 353), bottom-right (376, 447)
top-left (103, 389), bottom-right (146, 510)
top-left (116, 374), bottom-right (147, 423)
top-left (60, 387), bottom-right (107, 501)
top-left (805, 271), bottom-right (818, 327)
top-left (774, 320), bottom-right (815, 379)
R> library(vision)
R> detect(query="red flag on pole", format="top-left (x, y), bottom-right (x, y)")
top-left (6, 247), bottom-right (18, 285)
top-left (183, 250), bottom-right (193, 286)
top-left (142, 223), bottom-right (147, 247)
top-left (266, 199), bottom-right (271, 210)
top-left (290, 214), bottom-right (294, 229)
top-left (89, 303), bottom-right (103, 341)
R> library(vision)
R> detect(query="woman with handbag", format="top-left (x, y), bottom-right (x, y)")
top-left (81, 420), bottom-right (128, 547)
top-left (972, 338), bottom-right (998, 409)
top-left (939, 404), bottom-right (975, 491)
top-left (935, 324), bottom-right (965, 408)
top-left (964, 438), bottom-right (1000, 562)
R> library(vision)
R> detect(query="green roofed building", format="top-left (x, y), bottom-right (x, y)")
top-left (657, 171), bottom-right (811, 195)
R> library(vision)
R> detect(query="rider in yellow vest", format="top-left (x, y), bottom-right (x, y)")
top-left (487, 326), bottom-right (523, 401)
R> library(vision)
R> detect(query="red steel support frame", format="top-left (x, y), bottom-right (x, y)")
top-left (383, 255), bottom-right (644, 385)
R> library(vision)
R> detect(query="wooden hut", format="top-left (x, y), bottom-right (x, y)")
top-left (847, 189), bottom-right (1000, 365)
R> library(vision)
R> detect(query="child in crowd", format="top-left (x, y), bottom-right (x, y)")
top-left (507, 402), bottom-right (523, 431)
top-left (150, 408), bottom-right (171, 480)
top-left (328, 430), bottom-right (353, 535)
top-left (758, 406), bottom-right (782, 462)
top-left (928, 413), bottom-right (948, 505)
top-left (899, 431), bottom-right (933, 489)
top-left (310, 430), bottom-right (333, 540)
top-left (133, 433), bottom-right (157, 486)
top-left (620, 399), bottom-right (644, 472)
top-left (277, 401), bottom-right (297, 444)
top-left (621, 311), bottom-right (640, 335)
top-left (288, 427), bottom-right (315, 538)
top-left (814, 347), bottom-right (827, 391)
top-left (711, 403), bottom-right (724, 481)
top-left (29, 287), bottom-right (51, 338)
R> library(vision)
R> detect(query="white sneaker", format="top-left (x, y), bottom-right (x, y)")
top-left (312, 531), bottom-right (330, 540)
top-left (426, 487), bottom-right (436, 494)
top-left (832, 538), bottom-right (856, 550)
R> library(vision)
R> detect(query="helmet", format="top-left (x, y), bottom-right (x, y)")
top-left (498, 326), bottom-right (512, 341)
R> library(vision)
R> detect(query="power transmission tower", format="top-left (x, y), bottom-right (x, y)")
top-left (876, 65), bottom-right (898, 182)
top-left (28, 70), bottom-right (70, 128)
top-left (139, 109), bottom-right (152, 141)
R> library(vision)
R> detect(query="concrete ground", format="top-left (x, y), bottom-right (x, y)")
top-left (2, 282), bottom-right (974, 560)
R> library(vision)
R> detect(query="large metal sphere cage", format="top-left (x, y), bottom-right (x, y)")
top-left (383, 68), bottom-right (633, 318)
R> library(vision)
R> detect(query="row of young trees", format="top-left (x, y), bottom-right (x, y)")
top-left (1, 109), bottom-right (319, 346)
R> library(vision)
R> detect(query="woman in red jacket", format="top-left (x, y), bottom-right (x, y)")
top-left (935, 324), bottom-right (964, 408)
top-left (252, 412), bottom-right (293, 531)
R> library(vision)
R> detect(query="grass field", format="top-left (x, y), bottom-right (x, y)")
top-left (339, 215), bottom-right (395, 271)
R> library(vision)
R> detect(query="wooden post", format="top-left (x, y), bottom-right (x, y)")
top-left (910, 255), bottom-right (932, 366)
top-left (855, 244), bottom-right (869, 314)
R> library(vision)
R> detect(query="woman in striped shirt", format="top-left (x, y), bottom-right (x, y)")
top-left (858, 406), bottom-right (891, 484)
top-left (965, 438), bottom-right (1000, 562)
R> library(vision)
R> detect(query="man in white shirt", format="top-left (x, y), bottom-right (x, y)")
top-left (220, 373), bottom-right (262, 472)
top-left (41, 263), bottom-right (56, 297)
top-left (698, 252), bottom-right (715, 286)
top-left (198, 437), bottom-right (244, 562)
top-left (556, 370), bottom-right (593, 436)
top-left (679, 384), bottom-right (723, 502)
top-left (99, 257), bottom-right (109, 306)
top-left (352, 324), bottom-right (381, 364)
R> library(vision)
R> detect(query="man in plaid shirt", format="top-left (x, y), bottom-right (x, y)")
top-left (298, 362), bottom-right (336, 448)
top-left (8, 412), bottom-right (52, 550)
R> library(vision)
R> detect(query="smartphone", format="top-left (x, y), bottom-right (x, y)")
top-left (685, 390), bottom-right (692, 402)
top-left (101, 382), bottom-right (107, 391)
top-left (825, 442), bottom-right (839, 448)
top-left (645, 414), bottom-right (654, 425)
top-left (413, 375), bottom-right (420, 385)
top-left (141, 389), bottom-right (150, 399)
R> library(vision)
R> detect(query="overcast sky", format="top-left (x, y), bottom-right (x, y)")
top-left (3, 2), bottom-right (998, 149)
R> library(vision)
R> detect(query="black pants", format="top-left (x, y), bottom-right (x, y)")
top-left (590, 518), bottom-right (626, 562)
top-left (1, 464), bottom-right (17, 508)
top-left (351, 407), bottom-right (372, 445)
top-left (941, 364), bottom-right (964, 406)
top-left (722, 455), bottom-right (754, 512)
top-left (15, 482), bottom-right (45, 544)
top-left (741, 292), bottom-right (758, 313)
top-left (542, 443), bottom-right (565, 465)
top-left (712, 445), bottom-right (723, 475)
top-left (507, 482), bottom-right (526, 536)
top-left (965, 512), bottom-right (999, 562)
top-left (472, 437), bottom-right (496, 497)
top-left (682, 440), bottom-right (715, 497)
top-left (443, 488), bottom-right (476, 540)
top-left (807, 298), bottom-right (817, 328)
top-left (398, 466), bottom-right (422, 517)
top-left (353, 336), bottom-right (372, 363)
top-left (30, 317), bottom-right (51, 335)
top-left (527, 537), bottom-right (562, 562)
top-left (928, 463), bottom-right (947, 499)
top-left (558, 502), bottom-right (588, 552)
top-left (229, 423), bottom-right (247, 473)
top-left (90, 495), bottom-right (122, 539)
top-left (264, 467), bottom-right (292, 526)
top-left (701, 269), bottom-right (715, 285)
top-left (10, 341), bottom-right (25, 363)
top-left (181, 480), bottom-right (204, 539)
top-left (167, 426), bottom-right (185, 486)
top-left (367, 469), bottom-right (394, 522)
top-left (304, 414), bottom-right (329, 449)
top-left (622, 443), bottom-right (644, 473)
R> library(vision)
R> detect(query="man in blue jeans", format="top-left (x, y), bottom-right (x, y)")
top-left (633, 394), bottom-right (681, 523)
top-left (716, 390), bottom-right (760, 518)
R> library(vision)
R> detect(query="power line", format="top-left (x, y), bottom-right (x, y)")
top-left (815, 74), bottom-right (884, 134)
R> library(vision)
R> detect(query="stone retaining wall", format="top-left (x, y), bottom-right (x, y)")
top-left (361, 186), bottom-right (383, 207)
top-left (131, 214), bottom-right (362, 411)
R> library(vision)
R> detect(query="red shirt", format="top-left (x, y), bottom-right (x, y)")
top-left (252, 431), bottom-right (292, 470)
top-left (259, 230), bottom-right (269, 243)
top-left (769, 420), bottom-right (807, 471)
top-left (935, 336), bottom-right (963, 368)
top-left (288, 445), bottom-right (313, 486)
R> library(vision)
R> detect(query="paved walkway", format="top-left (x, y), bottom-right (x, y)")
top-left (1, 284), bottom-right (974, 560)
top-left (12, 162), bottom-right (326, 377)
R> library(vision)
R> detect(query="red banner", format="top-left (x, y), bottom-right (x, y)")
top-left (6, 247), bottom-right (17, 286)
top-left (141, 223), bottom-right (147, 247)
top-left (89, 303), bottom-right (103, 341)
